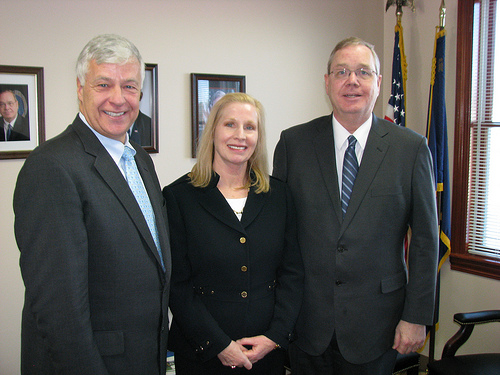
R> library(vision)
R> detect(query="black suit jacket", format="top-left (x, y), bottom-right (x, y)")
top-left (163, 173), bottom-right (303, 363)
top-left (129, 111), bottom-right (152, 146)
top-left (273, 114), bottom-right (438, 364)
top-left (1, 115), bottom-right (29, 141)
top-left (14, 115), bottom-right (171, 375)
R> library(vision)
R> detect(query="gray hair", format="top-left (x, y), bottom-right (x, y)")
top-left (327, 36), bottom-right (381, 75)
top-left (76, 34), bottom-right (145, 87)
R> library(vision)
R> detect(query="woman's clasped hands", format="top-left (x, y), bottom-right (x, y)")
top-left (217, 335), bottom-right (277, 369)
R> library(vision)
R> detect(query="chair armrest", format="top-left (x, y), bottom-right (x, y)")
top-left (454, 310), bottom-right (500, 325)
top-left (442, 310), bottom-right (500, 358)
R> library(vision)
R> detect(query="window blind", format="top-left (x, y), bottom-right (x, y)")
top-left (467, 0), bottom-right (500, 259)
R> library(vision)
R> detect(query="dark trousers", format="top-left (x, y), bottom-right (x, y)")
top-left (174, 348), bottom-right (286, 375)
top-left (289, 332), bottom-right (398, 375)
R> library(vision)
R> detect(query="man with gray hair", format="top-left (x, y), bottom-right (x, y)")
top-left (14, 34), bottom-right (171, 374)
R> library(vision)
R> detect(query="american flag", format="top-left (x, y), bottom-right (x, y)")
top-left (385, 22), bottom-right (407, 127)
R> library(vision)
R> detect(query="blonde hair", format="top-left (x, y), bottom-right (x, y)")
top-left (190, 92), bottom-right (269, 193)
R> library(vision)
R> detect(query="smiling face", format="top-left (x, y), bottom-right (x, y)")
top-left (325, 44), bottom-right (382, 132)
top-left (212, 102), bottom-right (259, 173)
top-left (77, 59), bottom-right (141, 143)
top-left (0, 91), bottom-right (19, 123)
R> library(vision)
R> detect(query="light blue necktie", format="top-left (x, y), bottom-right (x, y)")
top-left (341, 135), bottom-right (359, 218)
top-left (122, 145), bottom-right (165, 270)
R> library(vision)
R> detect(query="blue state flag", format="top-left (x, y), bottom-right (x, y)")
top-left (427, 28), bottom-right (451, 269)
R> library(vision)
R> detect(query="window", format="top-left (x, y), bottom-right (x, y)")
top-left (452, 0), bottom-right (500, 279)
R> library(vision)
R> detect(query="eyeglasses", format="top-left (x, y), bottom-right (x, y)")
top-left (329, 67), bottom-right (377, 81)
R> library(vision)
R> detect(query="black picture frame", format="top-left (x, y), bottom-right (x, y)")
top-left (0, 65), bottom-right (45, 159)
top-left (191, 73), bottom-right (245, 157)
top-left (132, 63), bottom-right (159, 153)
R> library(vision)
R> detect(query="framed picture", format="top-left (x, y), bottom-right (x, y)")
top-left (0, 65), bottom-right (45, 159)
top-left (191, 73), bottom-right (245, 157)
top-left (130, 63), bottom-right (159, 153)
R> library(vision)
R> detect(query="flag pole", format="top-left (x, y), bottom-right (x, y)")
top-left (428, 0), bottom-right (447, 363)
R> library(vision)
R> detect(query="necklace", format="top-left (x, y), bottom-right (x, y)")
top-left (233, 209), bottom-right (244, 215)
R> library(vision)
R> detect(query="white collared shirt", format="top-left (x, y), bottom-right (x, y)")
top-left (3, 115), bottom-right (17, 138)
top-left (332, 115), bottom-right (372, 197)
top-left (79, 112), bottom-right (133, 178)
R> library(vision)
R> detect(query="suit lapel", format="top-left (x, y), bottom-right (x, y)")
top-left (240, 187), bottom-right (266, 228)
top-left (72, 117), bottom-right (164, 271)
top-left (196, 174), bottom-right (266, 234)
top-left (312, 115), bottom-right (343, 224)
top-left (198, 186), bottom-right (247, 234)
top-left (340, 115), bottom-right (389, 231)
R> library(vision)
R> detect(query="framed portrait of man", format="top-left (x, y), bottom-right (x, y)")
top-left (0, 65), bottom-right (45, 159)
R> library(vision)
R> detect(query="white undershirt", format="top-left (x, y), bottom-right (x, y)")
top-left (226, 197), bottom-right (247, 221)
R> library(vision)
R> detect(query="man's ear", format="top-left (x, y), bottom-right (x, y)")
top-left (77, 78), bottom-right (84, 102)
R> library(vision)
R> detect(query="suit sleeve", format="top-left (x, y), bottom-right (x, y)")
top-left (403, 137), bottom-right (439, 326)
top-left (14, 152), bottom-right (109, 374)
top-left (264, 183), bottom-right (304, 348)
top-left (163, 186), bottom-right (232, 362)
top-left (272, 131), bottom-right (288, 182)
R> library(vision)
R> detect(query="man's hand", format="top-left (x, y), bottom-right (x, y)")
top-left (237, 335), bottom-right (277, 364)
top-left (393, 320), bottom-right (426, 354)
top-left (217, 341), bottom-right (253, 370)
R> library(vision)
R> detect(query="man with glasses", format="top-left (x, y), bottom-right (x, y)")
top-left (273, 37), bottom-right (438, 374)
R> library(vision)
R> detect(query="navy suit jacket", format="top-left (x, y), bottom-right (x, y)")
top-left (14, 115), bottom-right (171, 375)
top-left (273, 114), bottom-right (438, 364)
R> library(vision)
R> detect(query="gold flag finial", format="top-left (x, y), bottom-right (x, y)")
top-left (439, 0), bottom-right (446, 29)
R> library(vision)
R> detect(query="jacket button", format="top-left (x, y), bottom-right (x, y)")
top-left (241, 266), bottom-right (248, 272)
top-left (335, 280), bottom-right (343, 286)
top-left (241, 291), bottom-right (248, 298)
top-left (240, 237), bottom-right (246, 244)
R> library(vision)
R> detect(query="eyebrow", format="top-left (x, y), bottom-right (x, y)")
top-left (333, 63), bottom-right (372, 69)
top-left (93, 76), bottom-right (140, 85)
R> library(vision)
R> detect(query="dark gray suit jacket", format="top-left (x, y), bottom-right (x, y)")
top-left (273, 114), bottom-right (438, 364)
top-left (14, 115), bottom-right (171, 375)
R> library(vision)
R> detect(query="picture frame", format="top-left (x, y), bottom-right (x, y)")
top-left (132, 63), bottom-right (159, 153)
top-left (191, 73), bottom-right (246, 157)
top-left (0, 65), bottom-right (45, 159)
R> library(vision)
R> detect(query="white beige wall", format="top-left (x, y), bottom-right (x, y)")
top-left (0, 0), bottom-right (498, 373)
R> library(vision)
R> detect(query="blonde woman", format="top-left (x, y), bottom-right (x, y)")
top-left (163, 93), bottom-right (303, 374)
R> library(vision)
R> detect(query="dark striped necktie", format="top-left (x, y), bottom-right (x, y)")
top-left (341, 135), bottom-right (359, 218)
